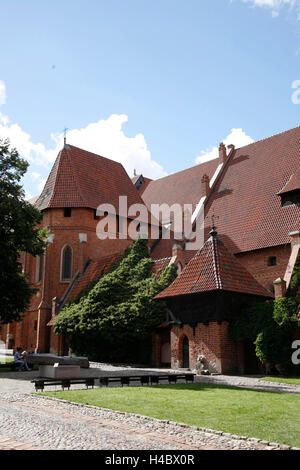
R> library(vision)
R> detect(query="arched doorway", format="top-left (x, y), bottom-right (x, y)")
top-left (182, 336), bottom-right (189, 368)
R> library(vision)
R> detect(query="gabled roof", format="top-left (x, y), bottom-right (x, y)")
top-left (155, 229), bottom-right (273, 300)
top-left (35, 145), bottom-right (147, 214)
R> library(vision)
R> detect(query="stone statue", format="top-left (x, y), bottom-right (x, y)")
top-left (195, 354), bottom-right (210, 375)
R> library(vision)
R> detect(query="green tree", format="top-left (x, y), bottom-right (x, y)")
top-left (54, 238), bottom-right (177, 363)
top-left (0, 138), bottom-right (48, 324)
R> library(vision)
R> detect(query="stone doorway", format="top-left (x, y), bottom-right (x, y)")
top-left (161, 342), bottom-right (171, 365)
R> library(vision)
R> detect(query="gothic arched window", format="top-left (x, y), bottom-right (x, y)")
top-left (61, 246), bottom-right (72, 280)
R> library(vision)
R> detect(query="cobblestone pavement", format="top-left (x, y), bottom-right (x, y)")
top-left (0, 393), bottom-right (283, 451)
top-left (0, 363), bottom-right (299, 450)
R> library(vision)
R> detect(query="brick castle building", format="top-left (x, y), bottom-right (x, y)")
top-left (1, 125), bottom-right (299, 373)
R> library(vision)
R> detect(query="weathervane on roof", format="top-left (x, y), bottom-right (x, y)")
top-left (63, 127), bottom-right (68, 146)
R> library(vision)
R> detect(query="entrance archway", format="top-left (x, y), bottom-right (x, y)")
top-left (182, 336), bottom-right (189, 368)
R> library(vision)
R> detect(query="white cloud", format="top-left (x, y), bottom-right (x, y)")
top-left (0, 113), bottom-right (57, 166)
top-left (240, 0), bottom-right (298, 17)
top-left (52, 114), bottom-right (167, 180)
top-left (0, 79), bottom-right (167, 197)
top-left (29, 172), bottom-right (47, 192)
top-left (0, 81), bottom-right (6, 106)
top-left (195, 128), bottom-right (254, 164)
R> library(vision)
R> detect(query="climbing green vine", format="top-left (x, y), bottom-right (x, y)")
top-left (231, 253), bottom-right (300, 372)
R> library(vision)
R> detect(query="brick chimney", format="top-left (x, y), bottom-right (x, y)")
top-left (201, 174), bottom-right (210, 197)
top-left (219, 142), bottom-right (227, 164)
top-left (273, 278), bottom-right (287, 299)
top-left (172, 243), bottom-right (184, 258)
top-left (289, 230), bottom-right (300, 248)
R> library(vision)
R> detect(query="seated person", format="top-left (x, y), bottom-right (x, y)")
top-left (14, 347), bottom-right (29, 371)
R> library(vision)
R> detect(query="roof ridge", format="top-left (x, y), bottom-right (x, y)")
top-left (211, 235), bottom-right (222, 290)
top-left (47, 150), bottom-right (62, 207)
top-left (67, 144), bottom-right (124, 167)
top-left (234, 124), bottom-right (300, 152)
top-left (145, 157), bottom-right (218, 184)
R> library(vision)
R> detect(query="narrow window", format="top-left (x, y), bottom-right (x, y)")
top-left (62, 246), bottom-right (72, 280)
top-left (268, 256), bottom-right (277, 266)
top-left (36, 255), bottom-right (44, 283)
top-left (64, 208), bottom-right (72, 217)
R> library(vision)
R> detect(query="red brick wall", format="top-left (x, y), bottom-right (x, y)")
top-left (8, 206), bottom-right (159, 354)
top-left (5, 204), bottom-right (293, 359)
top-left (236, 244), bottom-right (291, 292)
top-left (169, 322), bottom-right (241, 374)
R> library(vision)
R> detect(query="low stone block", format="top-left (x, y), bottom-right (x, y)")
top-left (39, 365), bottom-right (81, 379)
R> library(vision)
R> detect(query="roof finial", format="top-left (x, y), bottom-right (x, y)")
top-left (210, 213), bottom-right (219, 238)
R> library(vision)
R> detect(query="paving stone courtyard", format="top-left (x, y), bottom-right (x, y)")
top-left (0, 362), bottom-right (299, 451)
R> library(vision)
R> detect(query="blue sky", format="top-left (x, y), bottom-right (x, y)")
top-left (0, 0), bottom-right (300, 198)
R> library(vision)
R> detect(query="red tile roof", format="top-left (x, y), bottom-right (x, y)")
top-left (141, 159), bottom-right (219, 224)
top-left (145, 126), bottom-right (300, 255)
top-left (204, 126), bottom-right (300, 253)
top-left (155, 230), bottom-right (273, 300)
top-left (35, 145), bottom-right (148, 217)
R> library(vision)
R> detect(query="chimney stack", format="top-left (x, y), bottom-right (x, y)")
top-left (172, 243), bottom-right (183, 258)
top-left (201, 174), bottom-right (210, 197)
top-left (219, 142), bottom-right (227, 164)
top-left (273, 278), bottom-right (287, 299)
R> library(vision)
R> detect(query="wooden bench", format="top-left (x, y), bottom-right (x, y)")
top-left (31, 377), bottom-right (98, 392)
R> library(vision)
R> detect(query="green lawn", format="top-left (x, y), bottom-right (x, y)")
top-left (261, 376), bottom-right (300, 386)
top-left (41, 383), bottom-right (300, 448)
top-left (0, 357), bottom-right (13, 363)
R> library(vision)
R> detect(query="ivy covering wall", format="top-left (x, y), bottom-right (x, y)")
top-left (231, 251), bottom-right (300, 372)
top-left (53, 238), bottom-right (177, 363)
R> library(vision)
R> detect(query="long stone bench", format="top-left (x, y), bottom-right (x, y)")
top-left (31, 377), bottom-right (98, 391)
top-left (99, 373), bottom-right (195, 387)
